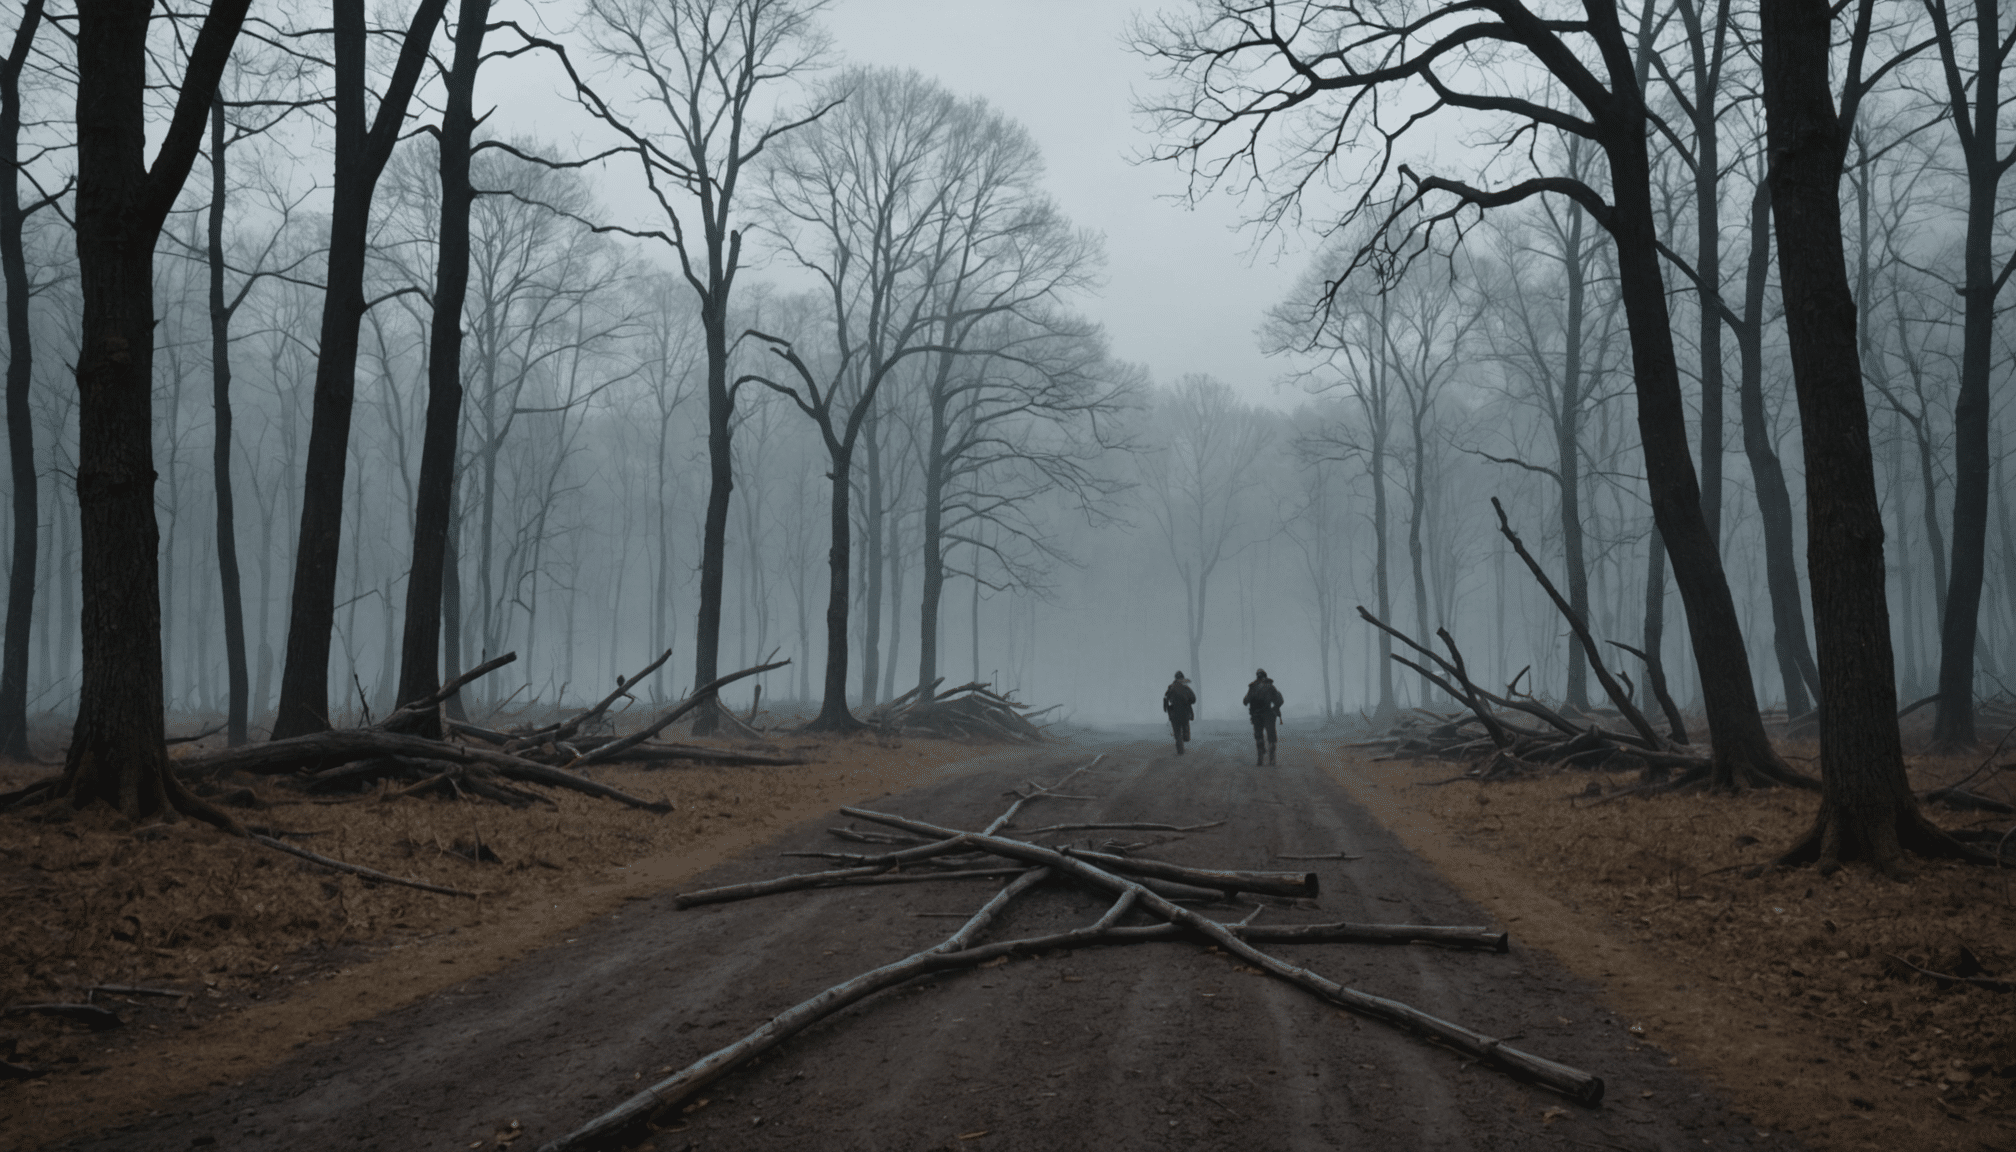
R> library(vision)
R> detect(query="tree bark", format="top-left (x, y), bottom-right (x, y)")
top-left (691, 306), bottom-right (732, 736)
top-left (61, 0), bottom-right (250, 817)
top-left (393, 0), bottom-right (489, 737)
top-left (1931, 0), bottom-right (2007, 749)
top-left (810, 438), bottom-right (861, 730)
top-left (0, 0), bottom-right (44, 760)
top-left (272, 0), bottom-right (449, 739)
top-left (1733, 177), bottom-right (1820, 717)
top-left (1555, 200), bottom-right (1590, 711)
top-left (1598, 34), bottom-right (1789, 788)
top-left (1760, 0), bottom-right (1973, 872)
top-left (206, 97), bottom-right (250, 747)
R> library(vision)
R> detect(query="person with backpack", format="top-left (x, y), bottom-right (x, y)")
top-left (1162, 671), bottom-right (1196, 754)
top-left (1242, 669), bottom-right (1284, 766)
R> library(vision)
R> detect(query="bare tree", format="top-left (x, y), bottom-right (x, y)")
top-left (392, 0), bottom-right (491, 736)
top-left (272, 0), bottom-right (451, 738)
top-left (0, 0), bottom-right (59, 758)
top-left (49, 0), bottom-right (250, 817)
top-left (741, 67), bottom-right (973, 731)
top-left (1136, 375), bottom-right (1272, 705)
top-left (573, 0), bottom-right (831, 734)
top-left (1134, 0), bottom-right (1799, 787)
top-left (1758, 0), bottom-right (1977, 871)
top-left (1918, 0), bottom-right (2016, 747)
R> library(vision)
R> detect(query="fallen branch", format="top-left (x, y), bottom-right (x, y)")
top-left (1886, 953), bottom-right (2016, 993)
top-left (250, 834), bottom-right (477, 898)
top-left (535, 869), bottom-right (1061, 1152)
top-left (567, 661), bottom-right (790, 769)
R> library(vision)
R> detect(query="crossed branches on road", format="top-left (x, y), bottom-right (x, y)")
top-left (537, 755), bottom-right (1603, 1152)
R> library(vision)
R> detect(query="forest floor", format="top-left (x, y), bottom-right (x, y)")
top-left (30, 730), bottom-right (1763, 1152)
top-left (0, 726), bottom-right (992, 1151)
top-left (1325, 737), bottom-right (2016, 1152)
top-left (2, 724), bottom-right (2008, 1151)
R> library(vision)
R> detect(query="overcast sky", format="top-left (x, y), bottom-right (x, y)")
top-left (819, 0), bottom-right (1306, 408)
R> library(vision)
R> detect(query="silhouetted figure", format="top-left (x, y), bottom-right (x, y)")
top-left (1243, 669), bottom-right (1283, 766)
top-left (1163, 671), bottom-right (1196, 754)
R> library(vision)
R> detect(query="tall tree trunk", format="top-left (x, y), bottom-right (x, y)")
top-left (692, 305), bottom-right (733, 736)
top-left (272, 0), bottom-right (447, 739)
top-left (1760, 0), bottom-right (1970, 871)
top-left (0, 0), bottom-right (45, 760)
top-left (1733, 177), bottom-right (1820, 716)
top-left (391, 0), bottom-right (487, 737)
top-left (1641, 522), bottom-right (1689, 741)
top-left (859, 407), bottom-right (883, 706)
top-left (207, 97), bottom-right (250, 746)
top-left (441, 483), bottom-right (468, 721)
top-left (1602, 77), bottom-right (1791, 788)
top-left (915, 387), bottom-right (948, 700)
top-left (59, 0), bottom-right (250, 817)
top-left (1370, 420), bottom-right (1393, 720)
top-left (1932, 0), bottom-right (2005, 748)
top-left (883, 506), bottom-right (903, 703)
top-left (810, 441), bottom-right (860, 730)
top-left (1557, 202), bottom-right (1590, 711)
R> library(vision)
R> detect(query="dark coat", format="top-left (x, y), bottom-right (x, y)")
top-left (1163, 679), bottom-right (1196, 721)
top-left (1242, 678), bottom-right (1283, 720)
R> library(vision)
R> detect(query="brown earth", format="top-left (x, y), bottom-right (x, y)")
top-left (37, 731), bottom-right (1768, 1152)
top-left (0, 732), bottom-right (990, 1151)
top-left (1324, 739), bottom-right (2016, 1152)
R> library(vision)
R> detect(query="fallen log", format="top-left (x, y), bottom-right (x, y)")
top-left (839, 805), bottom-right (1318, 899)
top-left (673, 835), bottom-right (983, 908)
top-left (567, 660), bottom-right (790, 769)
top-left (250, 833), bottom-right (478, 898)
top-left (1060, 846), bottom-right (1318, 899)
top-left (618, 743), bottom-right (806, 767)
top-left (185, 732), bottom-right (672, 812)
top-left (1492, 499), bottom-right (1664, 751)
top-left (1008, 820), bottom-right (1225, 836)
top-left (535, 869), bottom-right (1062, 1152)
top-left (380, 652), bottom-right (518, 733)
top-left (505, 649), bottom-right (672, 753)
top-left (954, 828), bottom-right (1604, 1106)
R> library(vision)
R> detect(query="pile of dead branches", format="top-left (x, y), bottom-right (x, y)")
top-left (530, 757), bottom-right (1601, 1152)
top-left (176, 653), bottom-right (797, 814)
top-left (1348, 500), bottom-right (1815, 794)
top-left (863, 678), bottom-right (1055, 742)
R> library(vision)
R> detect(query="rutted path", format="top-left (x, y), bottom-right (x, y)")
top-left (62, 734), bottom-right (1787, 1151)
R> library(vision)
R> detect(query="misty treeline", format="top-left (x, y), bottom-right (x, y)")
top-left (7, 0), bottom-right (2016, 870)
top-left (1127, 0), bottom-right (2016, 872)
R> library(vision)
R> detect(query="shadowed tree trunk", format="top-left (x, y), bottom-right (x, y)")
top-left (0, 0), bottom-right (46, 760)
top-left (1760, 0), bottom-right (1976, 873)
top-left (272, 0), bottom-right (450, 739)
top-left (393, 0), bottom-right (490, 737)
top-left (206, 96), bottom-right (250, 746)
top-left (1927, 0), bottom-right (2014, 749)
top-left (54, 0), bottom-right (250, 819)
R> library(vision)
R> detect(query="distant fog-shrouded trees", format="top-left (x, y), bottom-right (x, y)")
top-left (575, 0), bottom-right (833, 736)
top-left (743, 66), bottom-right (1124, 729)
top-left (11, 0), bottom-right (2016, 888)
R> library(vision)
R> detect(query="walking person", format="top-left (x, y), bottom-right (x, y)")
top-left (1243, 669), bottom-right (1283, 766)
top-left (1163, 671), bottom-right (1196, 755)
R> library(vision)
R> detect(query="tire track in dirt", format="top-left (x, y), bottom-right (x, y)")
top-left (57, 734), bottom-right (1791, 1151)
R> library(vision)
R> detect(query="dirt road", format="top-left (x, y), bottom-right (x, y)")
top-left (60, 733), bottom-right (1785, 1151)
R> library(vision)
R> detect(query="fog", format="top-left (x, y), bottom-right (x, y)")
top-left (6, 0), bottom-right (2014, 739)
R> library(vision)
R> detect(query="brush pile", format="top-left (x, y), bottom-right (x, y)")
top-left (863, 679), bottom-right (1055, 743)
top-left (175, 653), bottom-right (799, 814)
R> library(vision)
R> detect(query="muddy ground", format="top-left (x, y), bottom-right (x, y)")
top-left (43, 731), bottom-right (1772, 1152)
